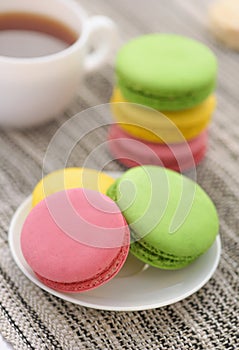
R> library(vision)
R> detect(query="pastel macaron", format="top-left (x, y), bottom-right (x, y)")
top-left (107, 166), bottom-right (219, 270)
top-left (209, 0), bottom-right (239, 51)
top-left (116, 34), bottom-right (217, 110)
top-left (21, 188), bottom-right (130, 292)
top-left (110, 88), bottom-right (216, 143)
top-left (108, 124), bottom-right (207, 172)
top-left (32, 167), bottom-right (115, 207)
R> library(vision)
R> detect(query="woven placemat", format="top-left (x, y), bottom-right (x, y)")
top-left (0, 0), bottom-right (238, 349)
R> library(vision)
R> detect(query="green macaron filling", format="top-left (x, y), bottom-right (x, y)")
top-left (106, 178), bottom-right (120, 202)
top-left (130, 230), bottom-right (199, 270)
top-left (118, 79), bottom-right (216, 111)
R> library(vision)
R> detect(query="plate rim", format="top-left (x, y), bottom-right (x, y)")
top-left (8, 189), bottom-right (221, 312)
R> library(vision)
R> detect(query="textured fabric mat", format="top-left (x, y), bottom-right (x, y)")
top-left (0, 0), bottom-right (239, 349)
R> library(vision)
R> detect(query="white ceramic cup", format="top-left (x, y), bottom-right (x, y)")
top-left (0, 0), bottom-right (117, 128)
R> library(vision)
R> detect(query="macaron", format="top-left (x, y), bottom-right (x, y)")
top-left (116, 34), bottom-right (217, 110)
top-left (110, 88), bottom-right (216, 143)
top-left (21, 188), bottom-right (130, 292)
top-left (32, 167), bottom-right (115, 207)
top-left (108, 124), bottom-right (207, 172)
top-left (209, 0), bottom-right (239, 51)
top-left (107, 166), bottom-right (219, 269)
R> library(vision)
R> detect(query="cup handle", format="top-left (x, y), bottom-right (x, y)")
top-left (83, 16), bottom-right (118, 73)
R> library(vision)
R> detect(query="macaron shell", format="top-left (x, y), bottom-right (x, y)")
top-left (209, 0), bottom-right (239, 50)
top-left (34, 244), bottom-right (127, 292)
top-left (107, 166), bottom-right (219, 261)
top-left (116, 34), bottom-right (217, 110)
top-left (108, 124), bottom-right (207, 172)
top-left (21, 189), bottom-right (130, 291)
top-left (111, 88), bottom-right (216, 143)
top-left (109, 145), bottom-right (207, 172)
top-left (32, 167), bottom-right (115, 207)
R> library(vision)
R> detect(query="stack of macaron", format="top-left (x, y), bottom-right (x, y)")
top-left (108, 34), bottom-right (218, 172)
top-left (20, 166), bottom-right (219, 294)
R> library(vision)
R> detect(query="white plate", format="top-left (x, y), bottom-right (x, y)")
top-left (8, 172), bottom-right (221, 311)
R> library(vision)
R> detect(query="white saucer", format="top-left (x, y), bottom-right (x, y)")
top-left (8, 172), bottom-right (221, 311)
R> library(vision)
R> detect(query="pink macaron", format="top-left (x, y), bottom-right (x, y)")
top-left (21, 188), bottom-right (130, 293)
top-left (108, 124), bottom-right (208, 172)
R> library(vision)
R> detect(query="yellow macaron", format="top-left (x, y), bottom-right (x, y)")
top-left (110, 88), bottom-right (216, 143)
top-left (32, 167), bottom-right (115, 207)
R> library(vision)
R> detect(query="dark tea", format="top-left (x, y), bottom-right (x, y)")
top-left (0, 12), bottom-right (79, 58)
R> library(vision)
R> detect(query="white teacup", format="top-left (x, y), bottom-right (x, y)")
top-left (0, 0), bottom-right (117, 128)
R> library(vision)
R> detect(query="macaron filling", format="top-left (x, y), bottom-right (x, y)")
top-left (118, 80), bottom-right (216, 111)
top-left (106, 178), bottom-right (120, 202)
top-left (130, 233), bottom-right (199, 270)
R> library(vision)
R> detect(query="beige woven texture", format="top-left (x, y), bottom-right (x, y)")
top-left (0, 0), bottom-right (238, 349)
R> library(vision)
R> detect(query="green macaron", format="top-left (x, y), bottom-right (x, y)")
top-left (107, 166), bottom-right (219, 270)
top-left (116, 34), bottom-right (218, 111)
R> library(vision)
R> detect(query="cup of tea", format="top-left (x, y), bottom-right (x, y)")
top-left (0, 0), bottom-right (117, 128)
